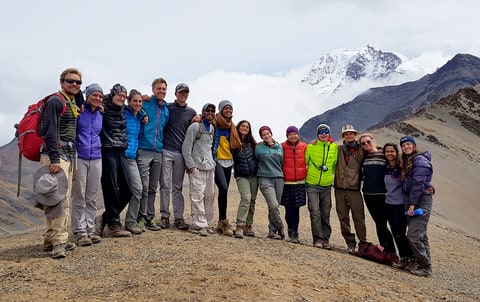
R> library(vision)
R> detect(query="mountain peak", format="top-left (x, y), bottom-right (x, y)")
top-left (301, 45), bottom-right (403, 94)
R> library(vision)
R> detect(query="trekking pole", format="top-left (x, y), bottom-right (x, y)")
top-left (17, 150), bottom-right (22, 197)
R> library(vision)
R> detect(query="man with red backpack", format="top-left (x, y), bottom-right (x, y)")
top-left (38, 68), bottom-right (82, 259)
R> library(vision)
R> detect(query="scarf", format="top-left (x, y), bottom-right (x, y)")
top-left (214, 113), bottom-right (242, 150)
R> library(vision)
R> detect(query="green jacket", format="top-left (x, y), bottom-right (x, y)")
top-left (305, 141), bottom-right (338, 187)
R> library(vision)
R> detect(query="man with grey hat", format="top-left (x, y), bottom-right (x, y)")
top-left (38, 68), bottom-right (82, 258)
top-left (334, 124), bottom-right (367, 254)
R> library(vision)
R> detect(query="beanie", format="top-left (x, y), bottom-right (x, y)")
top-left (219, 100), bottom-right (233, 113)
top-left (259, 126), bottom-right (272, 137)
top-left (84, 83), bottom-right (103, 99)
top-left (286, 126), bottom-right (299, 137)
top-left (110, 83), bottom-right (127, 96)
top-left (202, 103), bottom-right (216, 112)
top-left (400, 136), bottom-right (416, 146)
top-left (316, 124), bottom-right (330, 134)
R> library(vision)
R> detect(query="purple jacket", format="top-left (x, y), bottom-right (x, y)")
top-left (403, 151), bottom-right (433, 206)
top-left (75, 102), bottom-right (103, 160)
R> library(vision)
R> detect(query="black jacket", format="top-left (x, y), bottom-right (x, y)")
top-left (100, 94), bottom-right (128, 150)
top-left (232, 137), bottom-right (257, 178)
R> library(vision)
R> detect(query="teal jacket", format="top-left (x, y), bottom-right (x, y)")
top-left (255, 140), bottom-right (284, 178)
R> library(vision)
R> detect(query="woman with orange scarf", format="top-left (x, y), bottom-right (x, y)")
top-left (212, 100), bottom-right (242, 236)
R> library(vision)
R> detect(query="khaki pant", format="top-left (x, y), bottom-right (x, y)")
top-left (40, 156), bottom-right (73, 246)
top-left (334, 189), bottom-right (367, 248)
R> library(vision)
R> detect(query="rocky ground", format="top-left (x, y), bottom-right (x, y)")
top-left (0, 187), bottom-right (479, 302)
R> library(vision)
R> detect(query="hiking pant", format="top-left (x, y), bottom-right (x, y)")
top-left (258, 177), bottom-right (284, 232)
top-left (334, 189), bottom-right (367, 248)
top-left (160, 149), bottom-right (187, 220)
top-left (235, 176), bottom-right (258, 226)
top-left (189, 168), bottom-right (215, 229)
top-left (407, 194), bottom-right (433, 267)
top-left (215, 163), bottom-right (232, 221)
top-left (40, 156), bottom-right (73, 246)
top-left (386, 203), bottom-right (413, 259)
top-left (307, 186), bottom-right (332, 244)
top-left (364, 193), bottom-right (396, 254)
top-left (136, 149), bottom-right (162, 220)
top-left (101, 149), bottom-right (132, 226)
top-left (71, 158), bottom-right (102, 240)
top-left (125, 158), bottom-right (143, 225)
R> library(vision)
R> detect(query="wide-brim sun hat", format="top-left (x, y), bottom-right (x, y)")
top-left (33, 166), bottom-right (68, 206)
top-left (340, 124), bottom-right (359, 138)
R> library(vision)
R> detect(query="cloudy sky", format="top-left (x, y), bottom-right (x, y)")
top-left (1, 0), bottom-right (479, 146)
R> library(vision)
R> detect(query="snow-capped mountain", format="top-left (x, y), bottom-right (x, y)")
top-left (302, 45), bottom-right (407, 95)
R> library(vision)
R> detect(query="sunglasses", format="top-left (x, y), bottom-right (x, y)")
top-left (318, 129), bottom-right (330, 135)
top-left (360, 140), bottom-right (372, 146)
top-left (204, 109), bottom-right (215, 113)
top-left (63, 79), bottom-right (82, 85)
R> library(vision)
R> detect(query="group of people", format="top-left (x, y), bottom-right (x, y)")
top-left (32, 68), bottom-right (434, 278)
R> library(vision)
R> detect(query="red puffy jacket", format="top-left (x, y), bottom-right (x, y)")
top-left (281, 140), bottom-right (307, 182)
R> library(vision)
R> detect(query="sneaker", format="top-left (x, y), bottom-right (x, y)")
top-left (77, 236), bottom-right (92, 247)
top-left (157, 217), bottom-right (170, 229)
top-left (314, 242), bottom-right (323, 248)
top-left (346, 247), bottom-right (356, 254)
top-left (107, 223), bottom-right (132, 237)
top-left (393, 257), bottom-right (410, 269)
top-left (52, 244), bottom-right (66, 259)
top-left (244, 225), bottom-right (255, 237)
top-left (137, 218), bottom-right (147, 232)
top-left (277, 227), bottom-right (285, 240)
top-left (94, 215), bottom-right (106, 237)
top-left (125, 222), bottom-right (143, 235)
top-left (410, 266), bottom-right (432, 277)
top-left (145, 218), bottom-right (162, 231)
top-left (174, 219), bottom-right (189, 230)
top-left (198, 228), bottom-right (209, 237)
top-left (89, 234), bottom-right (102, 244)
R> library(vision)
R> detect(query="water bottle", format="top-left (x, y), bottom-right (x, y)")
top-left (405, 208), bottom-right (424, 216)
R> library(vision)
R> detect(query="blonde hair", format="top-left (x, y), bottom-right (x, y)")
top-left (358, 133), bottom-right (377, 150)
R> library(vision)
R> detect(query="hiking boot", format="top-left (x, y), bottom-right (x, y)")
top-left (244, 225), bottom-right (255, 237)
top-left (145, 218), bottom-right (162, 231)
top-left (314, 242), bottom-right (323, 248)
top-left (289, 231), bottom-right (299, 244)
top-left (216, 219), bottom-right (234, 236)
top-left (346, 247), bottom-right (356, 254)
top-left (43, 241), bottom-right (75, 252)
top-left (137, 218), bottom-right (146, 232)
top-left (125, 222), bottom-right (143, 235)
top-left (410, 266), bottom-right (432, 277)
top-left (234, 224), bottom-right (244, 239)
top-left (157, 217), bottom-right (170, 229)
top-left (107, 223), bottom-right (132, 237)
top-left (268, 229), bottom-right (281, 240)
top-left (174, 219), bottom-right (189, 230)
top-left (77, 236), bottom-right (92, 247)
top-left (321, 242), bottom-right (332, 250)
top-left (404, 260), bottom-right (419, 272)
top-left (393, 257), bottom-right (411, 269)
top-left (198, 228), bottom-right (209, 237)
top-left (277, 227), bottom-right (285, 240)
top-left (52, 244), bottom-right (66, 259)
top-left (89, 234), bottom-right (102, 244)
top-left (94, 215), bottom-right (106, 237)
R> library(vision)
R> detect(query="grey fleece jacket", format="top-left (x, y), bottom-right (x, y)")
top-left (182, 121), bottom-right (215, 171)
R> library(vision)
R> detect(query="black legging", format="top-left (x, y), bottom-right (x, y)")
top-left (363, 194), bottom-right (396, 254)
top-left (214, 163), bottom-right (232, 221)
top-left (101, 149), bottom-right (132, 226)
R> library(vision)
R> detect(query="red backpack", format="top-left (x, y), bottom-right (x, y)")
top-left (15, 92), bottom-right (67, 162)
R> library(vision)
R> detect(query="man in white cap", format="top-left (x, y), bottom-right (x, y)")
top-left (334, 124), bottom-right (367, 254)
